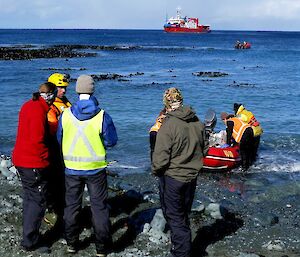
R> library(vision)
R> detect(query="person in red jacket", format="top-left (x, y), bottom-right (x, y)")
top-left (12, 82), bottom-right (57, 253)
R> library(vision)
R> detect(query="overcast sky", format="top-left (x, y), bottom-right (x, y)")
top-left (1, 0), bottom-right (300, 31)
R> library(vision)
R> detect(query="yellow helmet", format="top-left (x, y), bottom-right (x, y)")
top-left (48, 73), bottom-right (70, 87)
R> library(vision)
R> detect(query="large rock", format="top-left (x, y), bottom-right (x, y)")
top-left (143, 209), bottom-right (169, 244)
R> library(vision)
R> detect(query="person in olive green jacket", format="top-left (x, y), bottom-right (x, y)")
top-left (152, 87), bottom-right (209, 257)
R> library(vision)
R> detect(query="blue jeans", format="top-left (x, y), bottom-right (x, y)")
top-left (64, 170), bottom-right (111, 254)
top-left (18, 167), bottom-right (48, 249)
top-left (159, 175), bottom-right (196, 257)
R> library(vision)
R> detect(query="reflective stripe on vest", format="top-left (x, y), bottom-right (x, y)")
top-left (62, 108), bottom-right (107, 170)
top-left (228, 117), bottom-right (251, 143)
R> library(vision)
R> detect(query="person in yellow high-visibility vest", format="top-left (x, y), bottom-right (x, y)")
top-left (234, 103), bottom-right (263, 163)
top-left (221, 112), bottom-right (254, 171)
top-left (57, 75), bottom-right (117, 257)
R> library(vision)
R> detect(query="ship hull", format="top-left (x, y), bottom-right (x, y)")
top-left (164, 26), bottom-right (211, 33)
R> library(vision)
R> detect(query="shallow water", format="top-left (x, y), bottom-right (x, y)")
top-left (0, 29), bottom-right (299, 185)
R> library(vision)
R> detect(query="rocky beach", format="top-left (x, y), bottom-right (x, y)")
top-left (0, 155), bottom-right (299, 257)
top-left (1, 29), bottom-right (300, 257)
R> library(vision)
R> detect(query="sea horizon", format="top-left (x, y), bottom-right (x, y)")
top-left (0, 28), bottom-right (299, 33)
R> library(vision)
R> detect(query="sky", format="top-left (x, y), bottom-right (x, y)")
top-left (0, 0), bottom-right (300, 31)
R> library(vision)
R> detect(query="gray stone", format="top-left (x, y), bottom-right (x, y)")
top-left (205, 203), bottom-right (223, 219)
top-left (262, 239), bottom-right (285, 251)
top-left (150, 209), bottom-right (166, 232)
top-left (251, 213), bottom-right (279, 227)
top-left (237, 253), bottom-right (260, 257)
top-left (192, 203), bottom-right (205, 213)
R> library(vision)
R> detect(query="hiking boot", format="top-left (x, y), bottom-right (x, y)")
top-left (95, 241), bottom-right (111, 257)
top-left (67, 245), bottom-right (77, 254)
top-left (44, 212), bottom-right (58, 227)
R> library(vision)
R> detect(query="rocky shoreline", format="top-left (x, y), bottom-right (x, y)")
top-left (0, 154), bottom-right (299, 257)
top-left (0, 44), bottom-right (140, 60)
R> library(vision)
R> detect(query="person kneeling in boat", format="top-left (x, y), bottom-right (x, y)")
top-left (235, 40), bottom-right (242, 49)
top-left (234, 103), bottom-right (263, 163)
top-left (221, 112), bottom-right (255, 171)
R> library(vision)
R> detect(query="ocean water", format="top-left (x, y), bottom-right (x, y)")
top-left (0, 29), bottom-right (299, 179)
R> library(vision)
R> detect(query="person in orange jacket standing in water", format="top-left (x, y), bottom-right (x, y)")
top-left (233, 103), bottom-right (263, 163)
top-left (221, 112), bottom-right (255, 171)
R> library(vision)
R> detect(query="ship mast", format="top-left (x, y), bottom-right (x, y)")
top-left (176, 7), bottom-right (181, 19)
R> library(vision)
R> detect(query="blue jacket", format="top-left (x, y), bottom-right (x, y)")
top-left (57, 95), bottom-right (117, 175)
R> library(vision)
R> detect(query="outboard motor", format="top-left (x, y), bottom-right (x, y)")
top-left (204, 109), bottom-right (217, 138)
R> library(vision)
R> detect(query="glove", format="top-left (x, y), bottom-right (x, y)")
top-left (220, 144), bottom-right (230, 148)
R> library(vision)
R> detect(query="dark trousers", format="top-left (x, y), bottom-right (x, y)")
top-left (18, 167), bottom-right (48, 249)
top-left (47, 161), bottom-right (65, 217)
top-left (64, 171), bottom-right (111, 254)
top-left (159, 175), bottom-right (196, 257)
top-left (240, 127), bottom-right (255, 170)
top-left (47, 141), bottom-right (65, 218)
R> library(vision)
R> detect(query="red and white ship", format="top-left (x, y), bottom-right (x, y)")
top-left (164, 8), bottom-right (211, 33)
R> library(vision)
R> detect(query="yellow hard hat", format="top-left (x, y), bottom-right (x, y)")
top-left (48, 73), bottom-right (70, 87)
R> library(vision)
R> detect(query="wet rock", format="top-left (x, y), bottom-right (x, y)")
top-left (205, 203), bottom-right (223, 219)
top-left (143, 209), bottom-right (169, 244)
top-left (149, 209), bottom-right (166, 232)
top-left (251, 212), bottom-right (279, 227)
top-left (242, 65), bottom-right (263, 70)
top-left (144, 82), bottom-right (174, 87)
top-left (192, 71), bottom-right (229, 77)
top-left (237, 253), bottom-right (260, 257)
top-left (66, 72), bottom-right (145, 82)
top-left (52, 44), bottom-right (141, 51)
top-left (0, 46), bottom-right (96, 60)
top-left (40, 67), bottom-right (87, 71)
top-left (262, 239), bottom-right (285, 251)
top-left (192, 203), bottom-right (205, 213)
top-left (142, 191), bottom-right (158, 204)
top-left (0, 156), bottom-right (17, 179)
top-left (228, 81), bottom-right (256, 88)
top-left (0, 162), bottom-right (11, 178)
